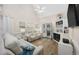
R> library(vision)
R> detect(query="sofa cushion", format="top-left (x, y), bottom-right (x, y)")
top-left (4, 33), bottom-right (23, 54)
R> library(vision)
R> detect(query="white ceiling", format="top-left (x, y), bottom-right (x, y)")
top-left (33, 4), bottom-right (68, 18)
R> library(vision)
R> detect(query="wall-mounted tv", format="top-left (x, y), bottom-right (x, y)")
top-left (67, 4), bottom-right (79, 27)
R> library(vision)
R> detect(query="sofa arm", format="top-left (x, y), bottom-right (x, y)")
top-left (33, 46), bottom-right (43, 55)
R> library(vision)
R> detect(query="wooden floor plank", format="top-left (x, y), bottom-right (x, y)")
top-left (31, 38), bottom-right (58, 55)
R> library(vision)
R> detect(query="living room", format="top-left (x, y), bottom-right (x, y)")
top-left (0, 4), bottom-right (79, 55)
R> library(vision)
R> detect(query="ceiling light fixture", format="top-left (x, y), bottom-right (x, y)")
top-left (33, 5), bottom-right (46, 13)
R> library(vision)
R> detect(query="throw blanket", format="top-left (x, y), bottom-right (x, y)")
top-left (19, 46), bottom-right (35, 55)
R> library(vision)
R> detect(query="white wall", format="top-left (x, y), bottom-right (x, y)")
top-left (0, 5), bottom-right (3, 37)
top-left (3, 4), bottom-right (40, 34)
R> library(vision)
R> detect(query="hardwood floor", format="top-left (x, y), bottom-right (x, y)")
top-left (31, 38), bottom-right (58, 55)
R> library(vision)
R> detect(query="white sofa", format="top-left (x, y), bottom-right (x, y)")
top-left (26, 32), bottom-right (42, 42)
top-left (0, 33), bottom-right (43, 55)
top-left (16, 27), bottom-right (42, 42)
top-left (24, 25), bottom-right (42, 42)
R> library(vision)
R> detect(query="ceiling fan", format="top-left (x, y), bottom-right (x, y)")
top-left (34, 5), bottom-right (46, 13)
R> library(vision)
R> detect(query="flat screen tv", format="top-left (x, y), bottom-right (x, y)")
top-left (67, 4), bottom-right (79, 27)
